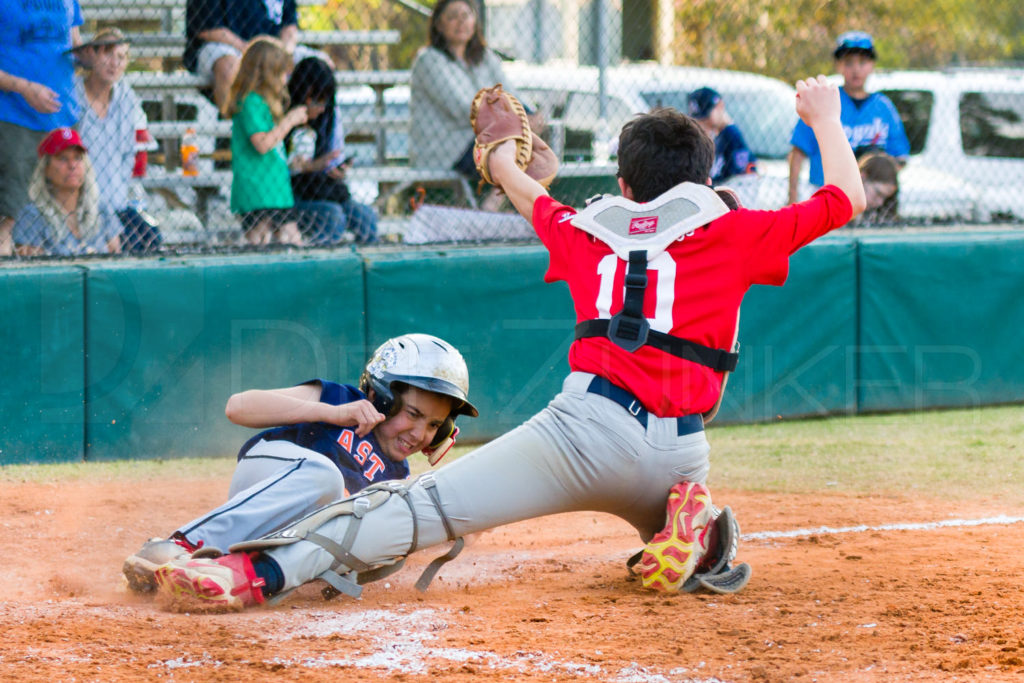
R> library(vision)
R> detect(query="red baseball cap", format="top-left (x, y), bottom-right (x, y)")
top-left (37, 127), bottom-right (87, 157)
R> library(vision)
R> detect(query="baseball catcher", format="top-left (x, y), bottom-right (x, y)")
top-left (470, 84), bottom-right (558, 190)
top-left (149, 76), bottom-right (865, 611)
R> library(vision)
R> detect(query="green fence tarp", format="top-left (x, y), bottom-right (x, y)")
top-left (1, 266), bottom-right (85, 464)
top-left (82, 253), bottom-right (366, 460)
top-left (858, 232), bottom-right (1024, 412)
top-left (4, 230), bottom-right (1022, 465)
top-left (715, 237), bottom-right (859, 423)
top-left (363, 246), bottom-right (573, 439)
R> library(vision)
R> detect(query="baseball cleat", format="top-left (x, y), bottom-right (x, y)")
top-left (697, 562), bottom-right (752, 594)
top-left (632, 482), bottom-right (715, 592)
top-left (154, 552), bottom-right (266, 611)
top-left (123, 537), bottom-right (191, 594)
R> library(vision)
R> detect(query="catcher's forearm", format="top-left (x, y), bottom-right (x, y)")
top-left (491, 153), bottom-right (547, 220)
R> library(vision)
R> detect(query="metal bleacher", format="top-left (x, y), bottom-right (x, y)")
top-left (81, 0), bottom-right (475, 245)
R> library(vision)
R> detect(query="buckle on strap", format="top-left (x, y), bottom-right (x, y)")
top-left (605, 249), bottom-right (651, 352)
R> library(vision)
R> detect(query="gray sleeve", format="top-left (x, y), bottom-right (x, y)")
top-left (411, 48), bottom-right (481, 123)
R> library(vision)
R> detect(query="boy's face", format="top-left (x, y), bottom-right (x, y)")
top-left (836, 52), bottom-right (875, 93)
top-left (707, 100), bottom-right (728, 131)
top-left (373, 386), bottom-right (453, 462)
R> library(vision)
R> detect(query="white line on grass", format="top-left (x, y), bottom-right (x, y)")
top-left (742, 514), bottom-right (1024, 541)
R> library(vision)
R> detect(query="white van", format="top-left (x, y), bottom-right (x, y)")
top-left (503, 62), bottom-right (980, 220)
top-left (867, 69), bottom-right (1024, 221)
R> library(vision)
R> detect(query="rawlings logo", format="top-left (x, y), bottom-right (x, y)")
top-left (629, 216), bottom-right (658, 235)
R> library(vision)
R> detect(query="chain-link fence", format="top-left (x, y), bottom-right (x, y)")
top-left (2, 0), bottom-right (1023, 260)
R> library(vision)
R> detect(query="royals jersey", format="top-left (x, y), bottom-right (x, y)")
top-left (236, 380), bottom-right (409, 495)
top-left (791, 89), bottom-right (910, 186)
top-left (532, 186), bottom-right (853, 417)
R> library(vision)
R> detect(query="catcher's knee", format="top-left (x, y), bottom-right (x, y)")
top-left (230, 473), bottom-right (465, 602)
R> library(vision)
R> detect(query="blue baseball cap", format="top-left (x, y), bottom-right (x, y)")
top-left (687, 87), bottom-right (722, 119)
top-left (834, 31), bottom-right (876, 59)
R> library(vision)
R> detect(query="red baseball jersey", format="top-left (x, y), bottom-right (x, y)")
top-left (532, 185), bottom-right (854, 417)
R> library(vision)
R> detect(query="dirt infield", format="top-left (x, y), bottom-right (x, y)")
top-left (2, 473), bottom-right (1023, 682)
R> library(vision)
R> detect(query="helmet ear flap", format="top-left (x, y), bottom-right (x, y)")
top-left (429, 416), bottom-right (455, 450)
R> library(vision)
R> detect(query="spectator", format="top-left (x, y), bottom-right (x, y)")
top-left (185, 0), bottom-right (331, 113)
top-left (788, 31), bottom-right (910, 204)
top-left (854, 152), bottom-right (899, 226)
top-left (225, 36), bottom-right (307, 246)
top-left (72, 28), bottom-right (162, 254)
top-left (0, 0), bottom-right (83, 256)
top-left (409, 0), bottom-right (539, 212)
top-left (286, 57), bottom-right (378, 244)
top-left (687, 87), bottom-right (758, 185)
top-left (12, 128), bottom-right (122, 256)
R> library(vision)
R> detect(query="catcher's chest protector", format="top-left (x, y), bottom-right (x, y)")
top-left (569, 182), bottom-right (730, 261)
top-left (570, 183), bottom-right (740, 380)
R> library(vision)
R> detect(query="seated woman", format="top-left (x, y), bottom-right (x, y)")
top-left (409, 0), bottom-right (539, 212)
top-left (286, 57), bottom-right (378, 244)
top-left (13, 127), bottom-right (122, 256)
top-left (855, 152), bottom-right (900, 226)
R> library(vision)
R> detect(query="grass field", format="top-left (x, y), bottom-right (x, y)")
top-left (5, 404), bottom-right (1020, 501)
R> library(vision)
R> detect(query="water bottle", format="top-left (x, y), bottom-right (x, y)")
top-left (181, 127), bottom-right (199, 177)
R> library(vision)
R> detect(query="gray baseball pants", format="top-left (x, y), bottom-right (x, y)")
top-left (266, 372), bottom-right (712, 593)
top-left (176, 439), bottom-right (345, 551)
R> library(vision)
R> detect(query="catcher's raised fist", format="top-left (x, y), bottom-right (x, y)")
top-left (470, 84), bottom-right (558, 189)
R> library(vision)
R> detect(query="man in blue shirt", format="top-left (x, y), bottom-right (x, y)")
top-left (687, 87), bottom-right (757, 185)
top-left (788, 31), bottom-right (909, 204)
top-left (0, 0), bottom-right (83, 256)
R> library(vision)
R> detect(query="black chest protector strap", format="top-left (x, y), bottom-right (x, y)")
top-left (575, 249), bottom-right (739, 373)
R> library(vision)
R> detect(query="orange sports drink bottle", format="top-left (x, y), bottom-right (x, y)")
top-left (181, 128), bottom-right (199, 176)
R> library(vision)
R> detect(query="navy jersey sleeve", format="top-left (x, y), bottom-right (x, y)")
top-left (314, 379), bottom-right (362, 406)
top-left (718, 124), bottom-right (757, 179)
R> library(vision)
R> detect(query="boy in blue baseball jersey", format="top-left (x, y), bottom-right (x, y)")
top-left (122, 333), bottom-right (477, 594)
top-left (788, 31), bottom-right (909, 204)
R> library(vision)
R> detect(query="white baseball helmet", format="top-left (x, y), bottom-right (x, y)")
top-left (359, 333), bottom-right (478, 418)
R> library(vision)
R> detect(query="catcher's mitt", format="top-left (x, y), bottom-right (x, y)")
top-left (470, 84), bottom-right (558, 189)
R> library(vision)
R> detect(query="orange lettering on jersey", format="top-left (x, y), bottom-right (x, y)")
top-left (355, 440), bottom-right (374, 465)
top-left (336, 429), bottom-right (354, 452)
top-left (364, 454), bottom-right (385, 479)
